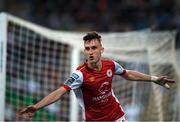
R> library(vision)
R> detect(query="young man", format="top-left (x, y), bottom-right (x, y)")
top-left (19, 31), bottom-right (175, 121)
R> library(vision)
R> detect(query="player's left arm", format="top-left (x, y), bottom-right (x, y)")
top-left (122, 70), bottom-right (176, 89)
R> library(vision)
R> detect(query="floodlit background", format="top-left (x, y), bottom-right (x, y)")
top-left (0, 0), bottom-right (179, 121)
top-left (0, 0), bottom-right (179, 31)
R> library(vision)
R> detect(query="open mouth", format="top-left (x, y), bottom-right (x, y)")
top-left (89, 56), bottom-right (94, 60)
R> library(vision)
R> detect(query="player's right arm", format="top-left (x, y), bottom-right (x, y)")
top-left (19, 70), bottom-right (83, 119)
top-left (19, 86), bottom-right (67, 119)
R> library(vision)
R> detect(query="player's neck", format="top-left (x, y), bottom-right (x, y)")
top-left (87, 60), bottom-right (102, 71)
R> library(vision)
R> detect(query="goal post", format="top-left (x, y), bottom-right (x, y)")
top-left (69, 47), bottom-right (80, 121)
top-left (0, 12), bottom-right (80, 121)
top-left (0, 12), bottom-right (8, 121)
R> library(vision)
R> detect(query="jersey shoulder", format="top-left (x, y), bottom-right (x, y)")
top-left (102, 58), bottom-right (115, 65)
top-left (76, 63), bottom-right (86, 71)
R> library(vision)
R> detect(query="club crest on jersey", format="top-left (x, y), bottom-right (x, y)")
top-left (106, 69), bottom-right (112, 77)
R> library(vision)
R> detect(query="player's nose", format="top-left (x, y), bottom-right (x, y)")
top-left (88, 49), bottom-right (94, 54)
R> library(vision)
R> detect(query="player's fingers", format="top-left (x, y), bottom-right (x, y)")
top-left (164, 83), bottom-right (170, 89)
top-left (19, 108), bottom-right (28, 115)
top-left (19, 112), bottom-right (32, 120)
top-left (166, 80), bottom-right (175, 83)
top-left (27, 112), bottom-right (35, 120)
top-left (28, 112), bottom-right (34, 117)
top-left (167, 79), bottom-right (175, 83)
top-left (163, 78), bottom-right (176, 83)
top-left (19, 106), bottom-right (34, 114)
top-left (159, 76), bottom-right (175, 83)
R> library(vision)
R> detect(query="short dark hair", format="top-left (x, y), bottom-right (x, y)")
top-left (83, 31), bottom-right (101, 42)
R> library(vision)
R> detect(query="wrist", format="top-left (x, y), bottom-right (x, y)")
top-left (151, 76), bottom-right (158, 81)
top-left (33, 104), bottom-right (38, 110)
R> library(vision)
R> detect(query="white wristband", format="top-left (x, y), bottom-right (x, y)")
top-left (151, 76), bottom-right (158, 81)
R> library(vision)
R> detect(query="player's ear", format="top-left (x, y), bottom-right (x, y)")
top-left (101, 47), bottom-right (104, 53)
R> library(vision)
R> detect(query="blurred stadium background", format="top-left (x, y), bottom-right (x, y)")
top-left (0, 0), bottom-right (180, 121)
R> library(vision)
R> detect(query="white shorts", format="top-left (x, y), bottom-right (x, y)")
top-left (115, 115), bottom-right (128, 122)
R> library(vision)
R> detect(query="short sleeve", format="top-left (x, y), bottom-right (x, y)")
top-left (113, 61), bottom-right (126, 75)
top-left (63, 70), bottom-right (83, 90)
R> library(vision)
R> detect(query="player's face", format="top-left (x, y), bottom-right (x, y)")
top-left (84, 39), bottom-right (104, 64)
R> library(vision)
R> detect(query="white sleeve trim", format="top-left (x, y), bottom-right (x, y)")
top-left (64, 70), bottom-right (83, 89)
top-left (113, 61), bottom-right (125, 75)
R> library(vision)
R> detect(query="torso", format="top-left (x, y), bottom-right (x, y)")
top-left (77, 59), bottom-right (125, 121)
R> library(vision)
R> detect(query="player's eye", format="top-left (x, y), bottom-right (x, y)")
top-left (85, 47), bottom-right (90, 51)
top-left (91, 46), bottom-right (97, 50)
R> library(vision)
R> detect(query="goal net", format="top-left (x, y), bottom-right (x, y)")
top-left (0, 12), bottom-right (179, 121)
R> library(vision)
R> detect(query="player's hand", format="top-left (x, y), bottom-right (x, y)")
top-left (153, 76), bottom-right (175, 89)
top-left (18, 105), bottom-right (37, 119)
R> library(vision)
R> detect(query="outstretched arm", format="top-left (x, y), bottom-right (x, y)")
top-left (19, 86), bottom-right (68, 119)
top-left (122, 70), bottom-right (175, 89)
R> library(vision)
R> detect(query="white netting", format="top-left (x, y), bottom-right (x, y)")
top-left (100, 32), bottom-right (180, 121)
top-left (0, 12), bottom-right (179, 121)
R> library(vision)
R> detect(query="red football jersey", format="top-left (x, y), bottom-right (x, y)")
top-left (63, 59), bottom-right (126, 121)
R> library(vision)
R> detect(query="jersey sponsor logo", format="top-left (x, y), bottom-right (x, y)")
top-left (92, 81), bottom-right (111, 103)
top-left (72, 73), bottom-right (79, 79)
top-left (106, 69), bottom-right (112, 77)
top-left (92, 91), bottom-right (111, 102)
top-left (88, 76), bottom-right (95, 82)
